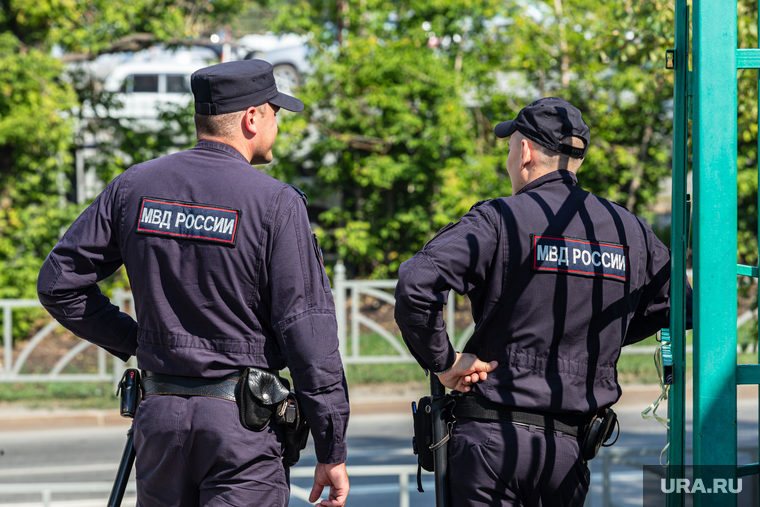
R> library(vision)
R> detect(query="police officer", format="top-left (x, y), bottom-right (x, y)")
top-left (394, 97), bottom-right (691, 506)
top-left (37, 59), bottom-right (350, 507)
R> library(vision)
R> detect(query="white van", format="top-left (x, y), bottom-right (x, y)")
top-left (103, 61), bottom-right (206, 119)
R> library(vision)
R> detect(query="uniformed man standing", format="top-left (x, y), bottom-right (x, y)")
top-left (394, 97), bottom-right (691, 506)
top-left (38, 60), bottom-right (350, 507)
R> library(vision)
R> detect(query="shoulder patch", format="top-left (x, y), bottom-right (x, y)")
top-left (288, 184), bottom-right (308, 205)
top-left (531, 235), bottom-right (628, 282)
top-left (135, 197), bottom-right (239, 246)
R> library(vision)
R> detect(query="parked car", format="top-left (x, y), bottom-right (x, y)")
top-left (237, 33), bottom-right (311, 95)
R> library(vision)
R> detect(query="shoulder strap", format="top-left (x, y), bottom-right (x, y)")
top-left (470, 199), bottom-right (492, 211)
top-left (288, 184), bottom-right (308, 205)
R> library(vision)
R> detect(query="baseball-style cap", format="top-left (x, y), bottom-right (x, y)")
top-left (191, 59), bottom-right (304, 115)
top-left (494, 97), bottom-right (590, 159)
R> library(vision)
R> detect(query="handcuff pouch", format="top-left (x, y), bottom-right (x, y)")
top-left (235, 367), bottom-right (290, 432)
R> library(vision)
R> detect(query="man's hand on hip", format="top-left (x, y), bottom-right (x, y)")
top-left (310, 462), bottom-right (349, 507)
top-left (438, 352), bottom-right (499, 392)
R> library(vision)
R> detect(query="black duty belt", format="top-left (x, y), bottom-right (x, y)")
top-left (141, 371), bottom-right (243, 402)
top-left (453, 395), bottom-right (589, 438)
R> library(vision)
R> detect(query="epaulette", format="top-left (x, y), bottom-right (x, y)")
top-left (609, 200), bottom-right (630, 212)
top-left (288, 184), bottom-right (308, 205)
top-left (470, 199), bottom-right (493, 211)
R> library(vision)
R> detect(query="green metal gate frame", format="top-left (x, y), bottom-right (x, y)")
top-left (668, 0), bottom-right (760, 505)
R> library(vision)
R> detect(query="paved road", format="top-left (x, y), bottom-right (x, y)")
top-left (0, 412), bottom-right (434, 507)
top-left (0, 389), bottom-right (757, 506)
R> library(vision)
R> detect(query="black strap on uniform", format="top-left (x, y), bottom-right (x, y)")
top-left (288, 184), bottom-right (308, 205)
top-left (453, 396), bottom-right (589, 438)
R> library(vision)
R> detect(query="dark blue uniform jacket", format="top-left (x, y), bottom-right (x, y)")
top-left (395, 170), bottom-right (692, 415)
top-left (38, 140), bottom-right (349, 463)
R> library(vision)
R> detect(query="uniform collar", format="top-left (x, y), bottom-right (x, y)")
top-left (193, 140), bottom-right (250, 163)
top-left (516, 170), bottom-right (578, 195)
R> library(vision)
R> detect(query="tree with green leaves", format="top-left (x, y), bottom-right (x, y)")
top-left (261, 0), bottom-right (679, 278)
top-left (0, 0), bottom-right (249, 340)
top-left (738, 0), bottom-right (760, 267)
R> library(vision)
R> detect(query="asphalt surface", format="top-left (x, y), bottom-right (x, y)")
top-left (0, 383), bottom-right (757, 506)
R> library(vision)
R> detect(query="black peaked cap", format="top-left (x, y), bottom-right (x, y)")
top-left (494, 97), bottom-right (590, 158)
top-left (191, 59), bottom-right (304, 115)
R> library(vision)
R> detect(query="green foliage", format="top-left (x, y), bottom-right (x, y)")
top-left (0, 0), bottom-right (250, 342)
top-left (737, 0), bottom-right (760, 265)
top-left (738, 319), bottom-right (758, 351)
top-left (1, 0), bottom-right (247, 54)
top-left (263, 0), bottom-right (678, 278)
top-left (0, 30), bottom-right (81, 329)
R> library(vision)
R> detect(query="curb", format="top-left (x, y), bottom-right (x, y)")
top-left (0, 409), bottom-right (131, 431)
top-left (0, 384), bottom-right (755, 432)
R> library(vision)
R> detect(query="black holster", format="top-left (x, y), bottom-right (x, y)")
top-left (411, 394), bottom-right (455, 491)
top-left (275, 392), bottom-right (310, 467)
top-left (580, 407), bottom-right (617, 461)
top-left (235, 367), bottom-right (310, 467)
top-left (118, 368), bottom-right (141, 417)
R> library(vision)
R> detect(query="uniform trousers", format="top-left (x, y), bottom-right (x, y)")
top-left (134, 394), bottom-right (289, 507)
top-left (448, 418), bottom-right (590, 507)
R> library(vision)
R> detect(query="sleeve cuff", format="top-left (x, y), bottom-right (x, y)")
top-left (429, 346), bottom-right (457, 374)
top-left (315, 442), bottom-right (348, 464)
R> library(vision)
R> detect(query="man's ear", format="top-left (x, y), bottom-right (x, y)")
top-left (520, 138), bottom-right (532, 168)
top-left (243, 106), bottom-right (258, 135)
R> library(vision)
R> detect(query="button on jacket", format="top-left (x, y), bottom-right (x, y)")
top-left (395, 170), bottom-right (691, 415)
top-left (38, 140), bottom-right (348, 463)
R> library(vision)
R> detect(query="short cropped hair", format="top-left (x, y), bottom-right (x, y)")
top-left (194, 110), bottom-right (246, 140)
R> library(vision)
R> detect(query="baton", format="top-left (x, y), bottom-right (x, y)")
top-left (430, 375), bottom-right (451, 507)
top-left (107, 421), bottom-right (136, 507)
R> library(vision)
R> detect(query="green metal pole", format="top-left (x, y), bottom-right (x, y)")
top-left (692, 0), bottom-right (738, 505)
top-left (667, 0), bottom-right (689, 505)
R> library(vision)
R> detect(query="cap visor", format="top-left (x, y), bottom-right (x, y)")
top-left (270, 91), bottom-right (304, 112)
top-left (494, 120), bottom-right (517, 138)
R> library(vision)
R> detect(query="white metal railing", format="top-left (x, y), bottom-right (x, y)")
top-left (1, 271), bottom-right (756, 383)
top-left (290, 465), bottom-right (423, 507)
top-left (0, 482), bottom-right (135, 507)
top-left (332, 262), bottom-right (474, 364)
top-left (0, 467), bottom-right (423, 507)
top-left (0, 299), bottom-right (122, 384)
